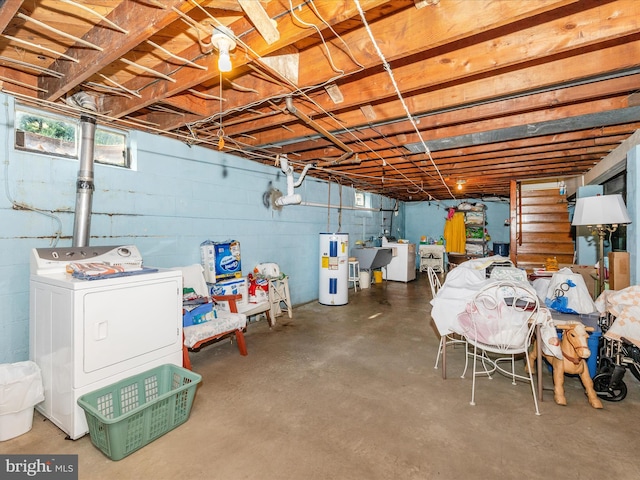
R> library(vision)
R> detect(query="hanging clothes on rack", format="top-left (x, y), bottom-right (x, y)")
top-left (443, 210), bottom-right (466, 253)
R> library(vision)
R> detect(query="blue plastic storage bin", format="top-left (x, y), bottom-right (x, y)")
top-left (586, 328), bottom-right (601, 378)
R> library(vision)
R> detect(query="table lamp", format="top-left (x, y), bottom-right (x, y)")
top-left (571, 194), bottom-right (631, 295)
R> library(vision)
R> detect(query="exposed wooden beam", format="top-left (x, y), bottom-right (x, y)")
top-left (0, 0), bottom-right (23, 32)
top-left (277, 73), bottom-right (640, 159)
top-left (237, 0), bottom-right (280, 45)
top-left (246, 37), bottom-right (640, 150)
top-left (585, 129), bottom-right (640, 185)
top-left (321, 98), bottom-right (635, 169)
top-left (420, 106), bottom-right (640, 152)
top-left (101, 0), bottom-right (391, 119)
top-left (348, 134), bottom-right (630, 167)
top-left (229, 1), bottom-right (640, 146)
top-left (38, 0), bottom-right (196, 101)
top-left (164, 0), bottom-right (587, 132)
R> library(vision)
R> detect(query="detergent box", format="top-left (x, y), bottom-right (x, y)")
top-left (201, 240), bottom-right (242, 282)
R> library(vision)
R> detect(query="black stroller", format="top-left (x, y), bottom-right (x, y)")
top-left (593, 312), bottom-right (640, 401)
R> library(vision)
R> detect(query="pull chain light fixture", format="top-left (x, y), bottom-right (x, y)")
top-left (217, 71), bottom-right (224, 151)
top-left (210, 26), bottom-right (235, 150)
top-left (211, 26), bottom-right (236, 72)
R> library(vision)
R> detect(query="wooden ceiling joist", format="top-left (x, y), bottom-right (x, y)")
top-left (1, 0), bottom-right (638, 200)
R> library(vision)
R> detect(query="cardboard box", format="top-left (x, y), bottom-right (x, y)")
top-left (608, 252), bottom-right (630, 291)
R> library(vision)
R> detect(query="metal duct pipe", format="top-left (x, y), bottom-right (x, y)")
top-left (316, 153), bottom-right (362, 168)
top-left (70, 92), bottom-right (97, 247)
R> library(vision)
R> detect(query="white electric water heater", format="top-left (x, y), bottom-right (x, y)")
top-left (319, 232), bottom-right (349, 305)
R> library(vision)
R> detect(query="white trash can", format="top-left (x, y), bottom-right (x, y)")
top-left (0, 361), bottom-right (44, 441)
top-left (360, 270), bottom-right (371, 289)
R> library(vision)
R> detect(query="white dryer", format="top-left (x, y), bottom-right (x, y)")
top-left (29, 245), bottom-right (183, 439)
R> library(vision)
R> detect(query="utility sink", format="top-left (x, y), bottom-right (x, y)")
top-left (351, 247), bottom-right (393, 271)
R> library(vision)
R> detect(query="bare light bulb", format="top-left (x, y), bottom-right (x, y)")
top-left (457, 183), bottom-right (462, 190)
top-left (211, 26), bottom-right (236, 73)
top-left (218, 47), bottom-right (232, 72)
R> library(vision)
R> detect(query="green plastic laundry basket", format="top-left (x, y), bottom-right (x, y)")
top-left (78, 364), bottom-right (201, 461)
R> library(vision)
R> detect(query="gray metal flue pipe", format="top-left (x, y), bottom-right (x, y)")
top-left (70, 92), bottom-right (97, 247)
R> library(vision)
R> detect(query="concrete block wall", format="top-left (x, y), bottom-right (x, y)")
top-left (405, 198), bottom-right (510, 260)
top-left (0, 93), bottom-right (398, 363)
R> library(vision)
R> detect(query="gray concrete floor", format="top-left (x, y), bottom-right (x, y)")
top-left (4, 273), bottom-right (640, 479)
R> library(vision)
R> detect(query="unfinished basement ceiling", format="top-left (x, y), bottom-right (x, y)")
top-left (1, 0), bottom-right (639, 201)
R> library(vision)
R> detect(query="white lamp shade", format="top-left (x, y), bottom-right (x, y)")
top-left (572, 194), bottom-right (631, 226)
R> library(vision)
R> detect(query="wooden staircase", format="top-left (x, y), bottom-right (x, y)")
top-left (509, 182), bottom-right (575, 272)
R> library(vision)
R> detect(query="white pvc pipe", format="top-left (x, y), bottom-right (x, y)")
top-left (300, 201), bottom-right (379, 212)
top-left (274, 155), bottom-right (313, 207)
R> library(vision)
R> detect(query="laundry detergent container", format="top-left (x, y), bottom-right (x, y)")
top-left (0, 361), bottom-right (44, 441)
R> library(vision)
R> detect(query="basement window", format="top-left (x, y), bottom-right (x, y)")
top-left (14, 106), bottom-right (132, 168)
top-left (95, 127), bottom-right (129, 167)
top-left (15, 108), bottom-right (77, 159)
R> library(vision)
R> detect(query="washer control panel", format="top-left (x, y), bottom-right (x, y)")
top-left (31, 245), bottom-right (143, 274)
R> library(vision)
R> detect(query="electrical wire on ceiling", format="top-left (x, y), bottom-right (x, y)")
top-left (185, 0), bottom-right (361, 88)
top-left (353, 0), bottom-right (455, 200)
top-left (88, 0), bottom-right (364, 133)
top-left (182, 0), bottom-right (437, 200)
top-left (8, 89), bottom-right (278, 165)
top-left (284, 1), bottom-right (440, 199)
top-left (308, 164), bottom-right (410, 195)
top-left (289, 1), bottom-right (344, 75)
top-left (11, 85), bottom-right (403, 203)
top-left (7, 92), bottom-right (396, 224)
top-left (307, 2), bottom-right (366, 72)
top-left (6, 0), bottom-right (439, 201)
top-left (182, 0), bottom-right (364, 122)
top-left (366, 123), bottom-right (442, 188)
top-left (288, 0), bottom-right (365, 74)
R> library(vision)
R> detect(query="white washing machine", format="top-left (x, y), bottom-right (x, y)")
top-left (382, 239), bottom-right (417, 282)
top-left (29, 245), bottom-right (183, 439)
